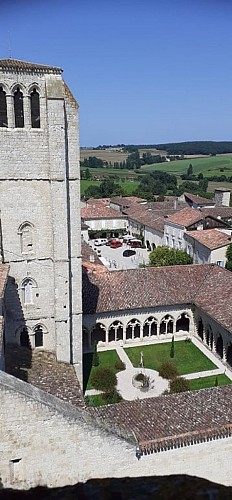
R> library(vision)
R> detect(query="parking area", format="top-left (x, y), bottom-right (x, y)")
top-left (88, 240), bottom-right (150, 270)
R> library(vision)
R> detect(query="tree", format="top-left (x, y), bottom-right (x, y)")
top-left (149, 247), bottom-right (193, 267)
top-left (226, 244), bottom-right (232, 271)
top-left (170, 335), bottom-right (175, 358)
top-left (92, 341), bottom-right (99, 367)
top-left (187, 164), bottom-right (193, 177)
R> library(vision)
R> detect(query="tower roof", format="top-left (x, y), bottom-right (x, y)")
top-left (0, 59), bottom-right (63, 74)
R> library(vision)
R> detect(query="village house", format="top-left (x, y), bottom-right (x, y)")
top-left (81, 198), bottom-right (128, 237)
top-left (184, 228), bottom-right (231, 266)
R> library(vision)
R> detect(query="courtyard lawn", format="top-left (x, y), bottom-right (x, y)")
top-left (189, 374), bottom-right (232, 391)
top-left (124, 340), bottom-right (217, 375)
top-left (83, 349), bottom-right (122, 391)
top-left (84, 394), bottom-right (106, 407)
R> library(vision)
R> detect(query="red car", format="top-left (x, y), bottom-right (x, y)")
top-left (110, 240), bottom-right (122, 249)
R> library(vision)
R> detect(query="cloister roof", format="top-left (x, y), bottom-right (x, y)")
top-left (91, 385), bottom-right (232, 450)
top-left (82, 264), bottom-right (232, 333)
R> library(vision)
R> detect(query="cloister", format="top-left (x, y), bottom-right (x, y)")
top-left (196, 314), bottom-right (232, 367)
top-left (83, 306), bottom-right (193, 351)
top-left (83, 305), bottom-right (232, 369)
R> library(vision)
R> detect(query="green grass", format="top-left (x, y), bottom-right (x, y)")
top-left (124, 341), bottom-right (217, 375)
top-left (190, 374), bottom-right (232, 391)
top-left (141, 155), bottom-right (232, 177)
top-left (84, 394), bottom-right (107, 407)
top-left (83, 349), bottom-right (122, 391)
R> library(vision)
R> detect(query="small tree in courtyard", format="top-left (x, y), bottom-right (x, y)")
top-left (92, 341), bottom-right (99, 367)
top-left (159, 361), bottom-right (178, 380)
top-left (90, 367), bottom-right (117, 392)
top-left (170, 335), bottom-right (175, 358)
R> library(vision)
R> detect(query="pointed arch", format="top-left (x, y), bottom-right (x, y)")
top-left (91, 322), bottom-right (106, 345)
top-left (21, 277), bottom-right (37, 305)
top-left (30, 88), bottom-right (40, 128)
top-left (160, 314), bottom-right (174, 335)
top-left (0, 86), bottom-right (7, 127)
top-left (143, 316), bottom-right (158, 337)
top-left (14, 87), bottom-right (24, 128)
top-left (126, 318), bottom-right (141, 340)
top-left (108, 320), bottom-right (123, 342)
top-left (176, 313), bottom-right (190, 332)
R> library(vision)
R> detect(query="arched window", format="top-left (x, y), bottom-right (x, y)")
top-left (19, 223), bottom-right (34, 254)
top-left (14, 87), bottom-right (24, 128)
top-left (23, 279), bottom-right (33, 304)
top-left (0, 87), bottom-right (7, 127)
top-left (30, 88), bottom-right (40, 128)
top-left (34, 325), bottom-right (43, 347)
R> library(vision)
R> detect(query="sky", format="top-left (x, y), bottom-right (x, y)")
top-left (1, 0), bottom-right (232, 147)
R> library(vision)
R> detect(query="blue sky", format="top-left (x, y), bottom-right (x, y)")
top-left (1, 0), bottom-right (232, 146)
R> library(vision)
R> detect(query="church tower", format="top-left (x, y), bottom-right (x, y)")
top-left (0, 59), bottom-right (82, 379)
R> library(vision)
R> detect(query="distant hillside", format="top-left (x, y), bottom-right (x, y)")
top-left (92, 141), bottom-right (232, 156)
top-left (154, 141), bottom-right (232, 155)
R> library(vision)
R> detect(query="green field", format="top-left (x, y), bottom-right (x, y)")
top-left (83, 349), bottom-right (122, 391)
top-left (141, 155), bottom-right (232, 177)
top-left (190, 374), bottom-right (232, 391)
top-left (125, 341), bottom-right (217, 375)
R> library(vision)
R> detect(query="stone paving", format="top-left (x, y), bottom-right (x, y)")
top-left (88, 240), bottom-right (150, 270)
top-left (95, 335), bottom-right (232, 401)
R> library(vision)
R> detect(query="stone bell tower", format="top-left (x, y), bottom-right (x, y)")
top-left (0, 59), bottom-right (82, 380)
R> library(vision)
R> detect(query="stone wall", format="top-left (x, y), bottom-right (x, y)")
top-left (0, 62), bottom-right (82, 372)
top-left (1, 370), bottom-right (232, 490)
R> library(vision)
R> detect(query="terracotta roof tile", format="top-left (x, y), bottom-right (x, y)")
top-left (83, 264), bottom-right (232, 333)
top-left (0, 59), bottom-right (62, 73)
top-left (184, 192), bottom-right (213, 205)
top-left (91, 386), bottom-right (232, 447)
top-left (167, 207), bottom-right (202, 226)
top-left (185, 229), bottom-right (231, 250)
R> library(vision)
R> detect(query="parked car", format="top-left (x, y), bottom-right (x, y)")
top-left (110, 240), bottom-right (123, 249)
top-left (129, 239), bottom-right (142, 248)
top-left (123, 249), bottom-right (136, 257)
top-left (94, 238), bottom-right (108, 246)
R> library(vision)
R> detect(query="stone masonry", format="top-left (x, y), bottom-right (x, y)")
top-left (0, 60), bottom-right (82, 381)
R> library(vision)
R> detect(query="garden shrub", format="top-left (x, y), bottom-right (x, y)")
top-left (102, 389), bottom-right (123, 405)
top-left (159, 361), bottom-right (178, 380)
top-left (170, 377), bottom-right (191, 393)
top-left (114, 359), bottom-right (126, 371)
top-left (90, 367), bottom-right (117, 392)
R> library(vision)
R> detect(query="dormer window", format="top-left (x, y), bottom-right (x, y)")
top-left (14, 87), bottom-right (24, 128)
top-left (30, 88), bottom-right (40, 128)
top-left (0, 87), bottom-right (7, 127)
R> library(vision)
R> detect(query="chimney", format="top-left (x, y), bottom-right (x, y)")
top-left (214, 188), bottom-right (231, 207)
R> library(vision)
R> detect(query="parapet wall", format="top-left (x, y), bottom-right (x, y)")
top-left (1, 370), bottom-right (232, 489)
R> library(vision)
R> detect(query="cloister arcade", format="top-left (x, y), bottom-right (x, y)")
top-left (196, 315), bottom-right (232, 367)
top-left (83, 309), bottom-right (192, 352)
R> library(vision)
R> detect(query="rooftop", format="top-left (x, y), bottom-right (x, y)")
top-left (185, 228), bottom-right (231, 250)
top-left (167, 207), bottom-right (202, 227)
top-left (91, 385), bottom-right (232, 450)
top-left (0, 59), bottom-right (63, 74)
top-left (110, 196), bottom-right (145, 206)
top-left (83, 264), bottom-right (232, 333)
top-left (81, 199), bottom-right (125, 220)
top-left (183, 192), bottom-right (213, 206)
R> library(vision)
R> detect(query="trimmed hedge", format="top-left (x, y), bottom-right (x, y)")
top-left (159, 361), bottom-right (178, 380)
top-left (170, 377), bottom-right (191, 393)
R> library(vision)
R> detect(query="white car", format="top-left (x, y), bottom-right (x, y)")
top-left (94, 238), bottom-right (108, 246)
